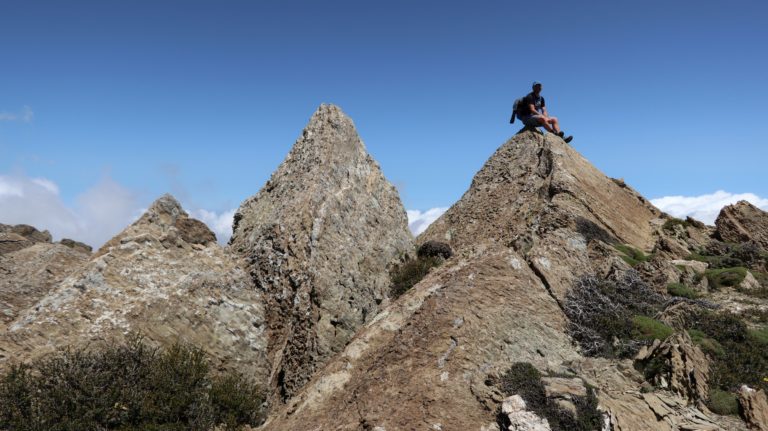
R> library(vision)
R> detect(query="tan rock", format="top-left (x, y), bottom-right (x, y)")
top-left (0, 242), bottom-right (89, 325)
top-left (502, 395), bottom-right (551, 431)
top-left (0, 194), bottom-right (268, 383)
top-left (738, 386), bottom-right (768, 431)
top-left (671, 259), bottom-right (709, 274)
top-left (229, 104), bottom-right (413, 403)
top-left (740, 271), bottom-right (762, 292)
top-left (59, 238), bottom-right (93, 254)
top-left (0, 232), bottom-right (32, 254)
top-left (634, 332), bottom-right (710, 404)
top-left (716, 201), bottom-right (768, 249)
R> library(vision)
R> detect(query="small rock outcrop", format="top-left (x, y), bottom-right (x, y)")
top-left (716, 201), bottom-right (768, 249)
top-left (0, 223), bottom-right (52, 254)
top-left (738, 385), bottom-right (768, 431)
top-left (229, 104), bottom-right (413, 402)
top-left (0, 194), bottom-right (268, 382)
top-left (501, 395), bottom-right (551, 431)
top-left (635, 332), bottom-right (710, 404)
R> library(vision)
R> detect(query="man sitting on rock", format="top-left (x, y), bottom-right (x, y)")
top-left (518, 81), bottom-right (573, 143)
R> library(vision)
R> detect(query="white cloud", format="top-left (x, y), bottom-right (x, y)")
top-left (0, 174), bottom-right (139, 249)
top-left (651, 190), bottom-right (768, 225)
top-left (190, 208), bottom-right (236, 245)
top-left (0, 105), bottom-right (34, 122)
top-left (0, 173), bottom-right (237, 248)
top-left (407, 207), bottom-right (448, 236)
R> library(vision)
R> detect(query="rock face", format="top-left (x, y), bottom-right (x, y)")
top-left (259, 131), bottom-right (737, 430)
top-left (0, 195), bottom-right (268, 382)
top-left (716, 200), bottom-right (768, 249)
top-left (635, 332), bottom-right (710, 404)
top-left (229, 104), bottom-right (413, 402)
top-left (0, 242), bottom-right (89, 325)
top-left (0, 223), bottom-right (52, 255)
top-left (738, 385), bottom-right (768, 431)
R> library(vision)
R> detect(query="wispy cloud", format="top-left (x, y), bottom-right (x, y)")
top-left (651, 190), bottom-right (768, 225)
top-left (0, 105), bottom-right (34, 122)
top-left (407, 207), bottom-right (448, 236)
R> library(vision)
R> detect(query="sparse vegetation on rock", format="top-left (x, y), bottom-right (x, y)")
top-left (389, 255), bottom-right (443, 298)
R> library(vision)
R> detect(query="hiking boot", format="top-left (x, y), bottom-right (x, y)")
top-left (564, 135), bottom-right (573, 143)
top-left (557, 131), bottom-right (564, 137)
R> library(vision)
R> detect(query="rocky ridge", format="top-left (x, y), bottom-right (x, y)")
top-left (229, 104), bottom-right (413, 402)
top-left (0, 194), bottom-right (268, 381)
top-left (259, 131), bottom-right (750, 430)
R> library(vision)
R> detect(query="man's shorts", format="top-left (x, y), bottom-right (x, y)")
top-left (520, 115), bottom-right (545, 127)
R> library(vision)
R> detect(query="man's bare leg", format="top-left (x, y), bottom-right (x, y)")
top-left (548, 117), bottom-right (561, 134)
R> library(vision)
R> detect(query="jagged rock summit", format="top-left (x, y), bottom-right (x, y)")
top-left (229, 104), bottom-right (413, 402)
top-left (0, 194), bottom-right (268, 381)
top-left (716, 200), bottom-right (768, 249)
top-left (260, 131), bottom-right (743, 430)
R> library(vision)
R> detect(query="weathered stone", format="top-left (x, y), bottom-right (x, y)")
top-left (671, 259), bottom-right (709, 274)
top-left (59, 238), bottom-right (93, 254)
top-left (501, 395), bottom-right (551, 431)
top-left (0, 232), bottom-right (32, 254)
top-left (738, 385), bottom-right (768, 431)
top-left (716, 201), bottom-right (768, 250)
top-left (739, 271), bottom-right (762, 292)
top-left (0, 194), bottom-right (268, 383)
top-left (0, 242), bottom-right (89, 325)
top-left (634, 332), bottom-right (710, 404)
top-left (174, 217), bottom-right (216, 245)
top-left (229, 104), bottom-right (413, 402)
top-left (10, 224), bottom-right (52, 243)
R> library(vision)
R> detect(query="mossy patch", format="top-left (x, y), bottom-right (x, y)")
top-left (631, 316), bottom-right (674, 341)
top-left (667, 283), bottom-right (700, 299)
top-left (687, 329), bottom-right (725, 357)
top-left (705, 267), bottom-right (747, 289)
top-left (614, 244), bottom-right (651, 267)
top-left (707, 389), bottom-right (740, 416)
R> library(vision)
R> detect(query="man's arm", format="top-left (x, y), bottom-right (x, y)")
top-left (528, 104), bottom-right (540, 116)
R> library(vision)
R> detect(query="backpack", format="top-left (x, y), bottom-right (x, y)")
top-left (509, 96), bottom-right (526, 124)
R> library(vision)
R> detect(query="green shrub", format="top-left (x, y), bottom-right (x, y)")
top-left (0, 337), bottom-right (265, 431)
top-left (707, 389), bottom-right (740, 416)
top-left (631, 316), bottom-right (674, 342)
top-left (390, 256), bottom-right (442, 298)
top-left (667, 283), bottom-right (699, 299)
top-left (748, 327), bottom-right (768, 346)
top-left (706, 267), bottom-right (748, 289)
top-left (687, 329), bottom-right (725, 357)
top-left (494, 363), bottom-right (602, 431)
top-left (614, 244), bottom-right (651, 266)
top-left (662, 218), bottom-right (690, 232)
top-left (564, 272), bottom-right (665, 358)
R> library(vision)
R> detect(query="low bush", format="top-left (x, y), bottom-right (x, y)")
top-left (707, 389), bottom-right (740, 416)
top-left (575, 217), bottom-right (616, 245)
top-left (684, 310), bottom-right (768, 393)
top-left (705, 267), bottom-right (748, 289)
top-left (631, 316), bottom-right (674, 342)
top-left (0, 337), bottom-right (265, 431)
top-left (564, 272), bottom-right (666, 358)
top-left (390, 255), bottom-right (442, 298)
top-left (494, 363), bottom-right (601, 431)
top-left (662, 218), bottom-right (691, 232)
top-left (687, 329), bottom-right (725, 357)
top-left (614, 244), bottom-right (651, 267)
top-left (667, 283), bottom-right (699, 299)
top-left (416, 241), bottom-right (453, 260)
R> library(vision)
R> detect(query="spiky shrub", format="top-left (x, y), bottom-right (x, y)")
top-left (0, 337), bottom-right (265, 431)
top-left (493, 363), bottom-right (602, 431)
top-left (390, 256), bottom-right (442, 298)
top-left (564, 271), bottom-right (666, 358)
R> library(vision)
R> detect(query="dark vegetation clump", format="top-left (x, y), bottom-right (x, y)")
top-left (683, 310), bottom-right (768, 394)
top-left (564, 272), bottom-right (667, 358)
top-left (493, 363), bottom-right (602, 431)
top-left (662, 217), bottom-right (692, 233)
top-left (0, 336), bottom-right (265, 431)
top-left (707, 389), bottom-right (740, 416)
top-left (705, 267), bottom-right (748, 290)
top-left (690, 240), bottom-right (768, 272)
top-left (389, 255), bottom-right (443, 298)
top-left (416, 240), bottom-right (453, 260)
top-left (574, 217), bottom-right (616, 245)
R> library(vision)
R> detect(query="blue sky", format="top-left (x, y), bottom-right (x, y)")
top-left (2, 1), bottom-right (767, 246)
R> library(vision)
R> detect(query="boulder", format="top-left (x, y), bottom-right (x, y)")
top-left (738, 385), bottom-right (768, 431)
top-left (716, 201), bottom-right (768, 250)
top-left (229, 104), bottom-right (413, 402)
top-left (501, 395), bottom-right (551, 431)
top-left (59, 238), bottom-right (93, 254)
top-left (635, 332), bottom-right (710, 404)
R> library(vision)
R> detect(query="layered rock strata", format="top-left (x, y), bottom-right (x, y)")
top-left (229, 104), bottom-right (413, 402)
top-left (716, 200), bottom-right (768, 249)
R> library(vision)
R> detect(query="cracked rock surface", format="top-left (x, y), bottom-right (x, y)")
top-left (259, 131), bottom-right (742, 430)
top-left (229, 104), bottom-right (413, 403)
top-left (0, 194), bottom-right (268, 382)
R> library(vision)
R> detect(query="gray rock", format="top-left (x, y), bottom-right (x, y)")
top-left (229, 104), bottom-right (413, 402)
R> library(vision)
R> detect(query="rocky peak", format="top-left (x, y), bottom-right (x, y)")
top-left (716, 200), bottom-right (768, 249)
top-left (229, 104), bottom-right (413, 403)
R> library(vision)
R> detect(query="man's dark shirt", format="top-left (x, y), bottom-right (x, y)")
top-left (521, 92), bottom-right (545, 117)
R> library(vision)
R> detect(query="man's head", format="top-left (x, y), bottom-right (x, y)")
top-left (532, 81), bottom-right (542, 94)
